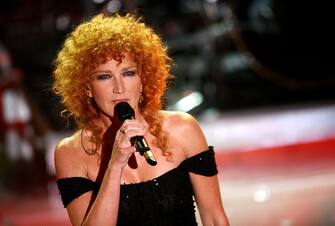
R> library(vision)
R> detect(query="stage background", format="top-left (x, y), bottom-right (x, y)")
top-left (1, 1), bottom-right (335, 225)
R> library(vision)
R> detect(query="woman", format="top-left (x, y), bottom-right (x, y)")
top-left (53, 13), bottom-right (229, 226)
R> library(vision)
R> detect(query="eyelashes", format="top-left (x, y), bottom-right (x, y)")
top-left (95, 70), bottom-right (137, 80)
top-left (123, 70), bottom-right (136, 76)
top-left (96, 73), bottom-right (111, 80)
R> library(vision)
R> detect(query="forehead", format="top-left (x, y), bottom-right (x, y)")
top-left (94, 52), bottom-right (137, 72)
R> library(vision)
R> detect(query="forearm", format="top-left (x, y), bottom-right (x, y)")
top-left (81, 165), bottom-right (123, 226)
top-left (201, 209), bottom-right (230, 226)
top-left (214, 214), bottom-right (230, 226)
top-left (202, 217), bottom-right (229, 226)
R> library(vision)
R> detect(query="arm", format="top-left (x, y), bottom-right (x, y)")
top-left (55, 120), bottom-right (145, 226)
top-left (55, 149), bottom-right (123, 226)
top-left (169, 112), bottom-right (230, 226)
top-left (191, 174), bottom-right (229, 226)
top-left (54, 136), bottom-right (124, 226)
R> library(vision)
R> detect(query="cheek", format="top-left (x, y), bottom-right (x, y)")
top-left (133, 79), bottom-right (142, 93)
top-left (90, 86), bottom-right (111, 107)
top-left (132, 86), bottom-right (142, 99)
top-left (91, 92), bottom-right (114, 116)
top-left (91, 82), bottom-right (112, 96)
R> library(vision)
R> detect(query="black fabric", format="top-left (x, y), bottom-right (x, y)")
top-left (181, 146), bottom-right (217, 176)
top-left (56, 147), bottom-right (218, 226)
top-left (57, 177), bottom-right (100, 207)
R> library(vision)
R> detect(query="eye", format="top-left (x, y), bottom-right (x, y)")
top-left (123, 70), bottom-right (136, 77)
top-left (96, 73), bottom-right (112, 80)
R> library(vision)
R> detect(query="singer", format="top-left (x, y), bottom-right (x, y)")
top-left (53, 13), bottom-right (229, 226)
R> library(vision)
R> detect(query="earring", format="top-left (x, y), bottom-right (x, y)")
top-left (86, 86), bottom-right (92, 98)
top-left (139, 92), bottom-right (144, 104)
top-left (86, 95), bottom-right (93, 106)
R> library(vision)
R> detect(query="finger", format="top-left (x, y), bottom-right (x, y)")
top-left (118, 145), bottom-right (136, 155)
top-left (122, 119), bottom-right (147, 130)
top-left (118, 123), bottom-right (147, 137)
top-left (110, 145), bottom-right (136, 166)
top-left (120, 128), bottom-right (147, 142)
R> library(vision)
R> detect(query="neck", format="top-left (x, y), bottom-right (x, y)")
top-left (95, 114), bottom-right (113, 132)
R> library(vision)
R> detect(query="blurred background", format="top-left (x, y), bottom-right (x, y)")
top-left (0, 0), bottom-right (335, 225)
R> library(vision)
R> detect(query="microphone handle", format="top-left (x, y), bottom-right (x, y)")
top-left (131, 136), bottom-right (157, 166)
top-left (143, 151), bottom-right (157, 166)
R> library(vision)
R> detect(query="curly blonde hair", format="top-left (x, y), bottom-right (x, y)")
top-left (53, 13), bottom-right (173, 155)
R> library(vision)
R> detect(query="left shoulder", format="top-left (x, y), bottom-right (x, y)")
top-left (161, 111), bottom-right (208, 157)
top-left (162, 110), bottom-right (198, 127)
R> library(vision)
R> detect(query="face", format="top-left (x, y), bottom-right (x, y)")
top-left (87, 53), bottom-right (142, 120)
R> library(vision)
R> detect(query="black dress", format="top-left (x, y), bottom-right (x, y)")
top-left (56, 146), bottom-right (218, 226)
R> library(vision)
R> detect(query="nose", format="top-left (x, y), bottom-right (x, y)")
top-left (113, 77), bottom-right (125, 94)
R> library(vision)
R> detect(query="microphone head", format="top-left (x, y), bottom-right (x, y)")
top-left (114, 102), bottom-right (135, 121)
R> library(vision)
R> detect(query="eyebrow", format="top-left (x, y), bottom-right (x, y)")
top-left (93, 65), bottom-right (137, 74)
top-left (121, 65), bottom-right (137, 72)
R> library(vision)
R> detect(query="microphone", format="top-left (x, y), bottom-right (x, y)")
top-left (114, 102), bottom-right (157, 166)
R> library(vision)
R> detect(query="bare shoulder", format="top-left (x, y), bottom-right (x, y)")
top-left (161, 111), bottom-right (202, 134)
top-left (54, 130), bottom-right (87, 179)
top-left (161, 110), bottom-right (195, 123)
top-left (54, 132), bottom-right (80, 160)
top-left (161, 111), bottom-right (208, 157)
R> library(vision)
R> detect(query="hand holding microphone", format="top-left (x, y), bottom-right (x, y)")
top-left (114, 102), bottom-right (157, 166)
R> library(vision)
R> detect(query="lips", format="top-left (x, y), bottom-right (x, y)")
top-left (112, 99), bottom-right (129, 105)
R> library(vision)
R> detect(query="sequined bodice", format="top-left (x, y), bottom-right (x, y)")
top-left (57, 147), bottom-right (218, 226)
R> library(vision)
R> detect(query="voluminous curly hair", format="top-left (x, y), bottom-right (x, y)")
top-left (53, 13), bottom-right (173, 155)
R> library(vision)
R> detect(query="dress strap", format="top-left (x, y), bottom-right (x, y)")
top-left (181, 146), bottom-right (218, 176)
top-left (57, 177), bottom-right (99, 207)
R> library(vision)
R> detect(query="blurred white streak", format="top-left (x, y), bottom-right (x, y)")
top-left (92, 0), bottom-right (106, 3)
top-left (106, 0), bottom-right (121, 13)
top-left (221, 173), bottom-right (335, 199)
top-left (169, 91), bottom-right (203, 112)
top-left (199, 103), bottom-right (335, 152)
top-left (253, 184), bottom-right (271, 202)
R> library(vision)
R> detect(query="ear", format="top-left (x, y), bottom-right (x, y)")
top-left (86, 86), bottom-right (93, 98)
